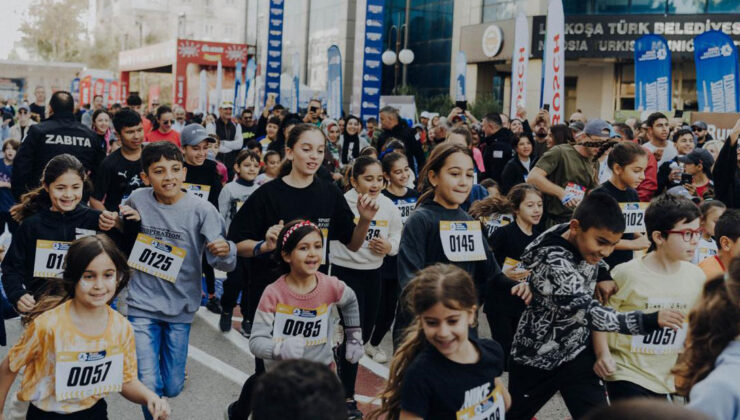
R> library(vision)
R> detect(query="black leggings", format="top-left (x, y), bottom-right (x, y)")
top-left (369, 274), bottom-right (398, 347)
top-left (606, 380), bottom-right (670, 403)
top-left (221, 257), bottom-right (248, 314)
top-left (202, 254), bottom-right (215, 295)
top-left (508, 350), bottom-right (608, 420)
top-left (231, 359), bottom-right (266, 420)
top-left (0, 211), bottom-right (17, 235)
top-left (332, 264), bottom-right (381, 399)
top-left (485, 311), bottom-right (522, 370)
top-left (27, 399), bottom-right (107, 419)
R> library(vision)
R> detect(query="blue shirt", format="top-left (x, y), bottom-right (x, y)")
top-left (0, 160), bottom-right (13, 212)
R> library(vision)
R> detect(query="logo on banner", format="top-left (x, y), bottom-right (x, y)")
top-left (178, 41), bottom-right (200, 58)
top-left (482, 25), bottom-right (503, 57)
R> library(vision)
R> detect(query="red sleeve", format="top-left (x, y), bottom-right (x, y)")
top-left (637, 145), bottom-right (658, 202)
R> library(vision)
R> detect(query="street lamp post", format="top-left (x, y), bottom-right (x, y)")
top-left (381, 15), bottom-right (414, 93)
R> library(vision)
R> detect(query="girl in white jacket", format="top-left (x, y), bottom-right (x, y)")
top-left (330, 156), bottom-right (402, 407)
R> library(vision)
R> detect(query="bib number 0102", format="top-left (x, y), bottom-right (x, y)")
top-left (66, 361), bottom-right (112, 388)
top-left (137, 248), bottom-right (173, 271)
top-left (449, 234), bottom-right (475, 253)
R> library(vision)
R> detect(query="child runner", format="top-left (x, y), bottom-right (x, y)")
top-left (480, 184), bottom-right (543, 367)
top-left (255, 150), bottom-right (281, 186)
top-left (506, 192), bottom-right (685, 420)
top-left (330, 156), bottom-right (402, 403)
top-left (218, 149), bottom-right (261, 332)
top-left (698, 208), bottom-right (740, 279)
top-left (677, 258), bottom-right (740, 420)
top-left (124, 141), bottom-right (236, 420)
top-left (370, 264), bottom-right (511, 420)
top-left (225, 220), bottom-right (362, 419)
top-left (593, 194), bottom-right (705, 401)
top-left (593, 142), bottom-right (650, 270)
top-left (1, 154), bottom-right (131, 314)
top-left (393, 143), bottom-right (530, 347)
top-left (256, 116), bottom-right (280, 154)
top-left (0, 235), bottom-right (170, 419)
top-left (180, 125), bottom-right (224, 314)
top-left (228, 124), bottom-right (377, 418)
top-left (366, 152), bottom-right (418, 362)
top-left (0, 139), bottom-right (19, 234)
top-left (90, 109), bottom-right (145, 212)
top-left (692, 200), bottom-right (725, 264)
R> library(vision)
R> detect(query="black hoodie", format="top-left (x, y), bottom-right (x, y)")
top-left (0, 205), bottom-right (133, 307)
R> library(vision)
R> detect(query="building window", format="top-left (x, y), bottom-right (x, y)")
top-left (668, 0), bottom-right (706, 13)
top-left (709, 0), bottom-right (740, 12)
top-left (630, 0), bottom-right (667, 13)
top-left (482, 0), bottom-right (515, 23)
top-left (596, 0), bottom-right (629, 13)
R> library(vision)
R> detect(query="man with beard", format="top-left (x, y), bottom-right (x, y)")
top-left (481, 112), bottom-right (514, 183)
top-left (692, 121), bottom-right (713, 148)
top-left (240, 108), bottom-right (258, 144)
top-left (533, 111), bottom-right (550, 157)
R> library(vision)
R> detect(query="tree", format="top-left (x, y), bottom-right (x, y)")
top-left (19, 0), bottom-right (88, 63)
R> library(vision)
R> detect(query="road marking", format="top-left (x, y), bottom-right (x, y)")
top-left (188, 344), bottom-right (249, 385)
top-left (359, 355), bottom-right (389, 379)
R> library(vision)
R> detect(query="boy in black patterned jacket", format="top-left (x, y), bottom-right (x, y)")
top-left (506, 192), bottom-right (685, 420)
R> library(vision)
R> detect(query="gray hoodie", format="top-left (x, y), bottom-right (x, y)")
top-left (689, 340), bottom-right (740, 420)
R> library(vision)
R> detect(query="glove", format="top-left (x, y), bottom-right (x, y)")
top-left (274, 336), bottom-right (305, 360)
top-left (344, 327), bottom-right (363, 364)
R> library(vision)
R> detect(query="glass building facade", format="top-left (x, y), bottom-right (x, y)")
top-left (381, 0), bottom-right (454, 97)
top-left (562, 0), bottom-right (740, 14)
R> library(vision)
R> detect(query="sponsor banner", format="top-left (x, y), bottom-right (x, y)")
top-left (264, 0), bottom-right (285, 105)
top-left (455, 52), bottom-right (467, 102)
top-left (695, 30), bottom-right (740, 113)
top-left (634, 34), bottom-right (672, 111)
top-left (510, 12), bottom-right (529, 118)
top-left (541, 0), bottom-right (565, 125)
top-left (359, 0), bottom-right (384, 122)
top-left (327, 45), bottom-right (343, 120)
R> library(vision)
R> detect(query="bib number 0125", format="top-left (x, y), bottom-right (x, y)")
top-left (137, 248), bottom-right (173, 271)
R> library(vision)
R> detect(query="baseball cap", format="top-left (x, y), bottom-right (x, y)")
top-left (18, 104), bottom-right (29, 112)
top-left (420, 111), bottom-right (431, 119)
top-left (569, 120), bottom-right (585, 133)
top-left (219, 100), bottom-right (234, 109)
top-left (678, 148), bottom-right (714, 169)
top-left (181, 124), bottom-right (216, 147)
top-left (691, 121), bottom-right (707, 131)
top-left (583, 119), bottom-right (611, 137)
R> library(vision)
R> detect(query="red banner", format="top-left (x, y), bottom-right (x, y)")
top-left (79, 76), bottom-right (92, 107)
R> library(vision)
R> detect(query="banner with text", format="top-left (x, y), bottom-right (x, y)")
top-left (359, 0), bottom-right (384, 122)
top-left (695, 30), bottom-right (740, 113)
top-left (510, 12), bottom-right (530, 118)
top-left (327, 45), bottom-right (343, 120)
top-left (541, 0), bottom-right (565, 124)
top-left (264, 0), bottom-right (285, 105)
top-left (455, 52), bottom-right (467, 102)
top-left (634, 34), bottom-right (671, 112)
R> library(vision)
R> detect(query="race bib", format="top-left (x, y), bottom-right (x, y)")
top-left (630, 323), bottom-right (688, 355)
top-left (128, 234), bottom-right (187, 283)
top-left (33, 240), bottom-right (71, 278)
top-left (395, 199), bottom-right (417, 224)
top-left (440, 221), bottom-right (486, 262)
top-left (695, 246), bottom-right (717, 263)
top-left (55, 347), bottom-right (124, 401)
top-left (456, 386), bottom-right (506, 420)
top-left (356, 218), bottom-right (389, 248)
top-left (503, 257), bottom-right (522, 272)
top-left (273, 303), bottom-right (329, 346)
top-left (565, 182), bottom-right (586, 200)
top-left (183, 183), bottom-right (211, 200)
top-left (620, 202), bottom-right (648, 234)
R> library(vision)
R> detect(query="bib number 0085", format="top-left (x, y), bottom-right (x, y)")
top-left (449, 234), bottom-right (475, 253)
top-left (137, 248), bottom-right (173, 271)
top-left (282, 319), bottom-right (323, 338)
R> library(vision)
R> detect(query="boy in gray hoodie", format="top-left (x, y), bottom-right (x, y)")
top-left (125, 140), bottom-right (236, 419)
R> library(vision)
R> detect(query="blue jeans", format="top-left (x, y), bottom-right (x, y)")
top-left (128, 316), bottom-right (191, 420)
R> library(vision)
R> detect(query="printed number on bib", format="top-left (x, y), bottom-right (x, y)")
top-left (440, 221), bottom-right (486, 262)
top-left (183, 183), bottom-right (211, 200)
top-left (396, 200), bottom-right (416, 224)
top-left (503, 257), bottom-right (525, 275)
top-left (55, 347), bottom-right (124, 401)
top-left (33, 240), bottom-right (71, 278)
top-left (620, 202), bottom-right (648, 234)
top-left (631, 323), bottom-right (688, 355)
top-left (128, 234), bottom-right (186, 283)
top-left (273, 303), bottom-right (329, 346)
top-left (456, 386), bottom-right (506, 420)
top-left (355, 218), bottom-right (389, 247)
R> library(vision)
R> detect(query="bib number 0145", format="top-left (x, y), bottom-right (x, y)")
top-left (449, 234), bottom-right (475, 253)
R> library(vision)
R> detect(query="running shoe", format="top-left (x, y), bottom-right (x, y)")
top-left (206, 296), bottom-right (222, 314)
top-left (240, 319), bottom-right (252, 338)
top-left (365, 344), bottom-right (388, 363)
top-left (346, 399), bottom-right (363, 419)
top-left (219, 311), bottom-right (232, 332)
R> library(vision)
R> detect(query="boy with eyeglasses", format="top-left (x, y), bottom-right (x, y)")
top-left (593, 193), bottom-right (705, 402)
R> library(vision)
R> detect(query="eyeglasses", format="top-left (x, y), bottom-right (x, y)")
top-left (162, 119), bottom-right (175, 125)
top-left (692, 128), bottom-right (704, 132)
top-left (309, 106), bottom-right (318, 113)
top-left (664, 228), bottom-right (703, 242)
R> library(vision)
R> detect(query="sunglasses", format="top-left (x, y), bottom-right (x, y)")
top-left (309, 106), bottom-right (318, 112)
top-left (162, 119), bottom-right (175, 124)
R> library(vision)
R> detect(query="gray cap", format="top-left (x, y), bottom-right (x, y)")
top-left (678, 147), bottom-right (715, 169)
top-left (583, 119), bottom-right (611, 137)
top-left (18, 104), bottom-right (29, 112)
top-left (569, 120), bottom-right (585, 133)
top-left (691, 121), bottom-right (707, 131)
top-left (180, 124), bottom-right (216, 147)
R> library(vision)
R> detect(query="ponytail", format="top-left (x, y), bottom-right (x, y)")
top-left (673, 259), bottom-right (740, 395)
top-left (12, 187), bottom-right (51, 223)
top-left (468, 195), bottom-right (514, 220)
top-left (416, 143), bottom-right (472, 207)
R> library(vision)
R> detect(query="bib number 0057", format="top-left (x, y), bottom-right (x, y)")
top-left (66, 361), bottom-right (112, 388)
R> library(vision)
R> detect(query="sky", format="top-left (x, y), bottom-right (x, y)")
top-left (0, 0), bottom-right (96, 60)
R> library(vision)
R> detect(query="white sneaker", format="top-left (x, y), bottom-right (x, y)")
top-left (365, 344), bottom-right (379, 358)
top-left (372, 348), bottom-right (388, 363)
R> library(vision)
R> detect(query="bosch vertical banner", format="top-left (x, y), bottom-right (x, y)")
top-left (455, 52), bottom-right (467, 102)
top-left (510, 12), bottom-right (529, 118)
top-left (327, 45), bottom-right (343, 119)
top-left (695, 30), bottom-right (740, 113)
top-left (635, 34), bottom-right (671, 112)
top-left (359, 0), bottom-right (384, 122)
top-left (265, 0), bottom-right (285, 105)
top-left (541, 0), bottom-right (565, 124)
